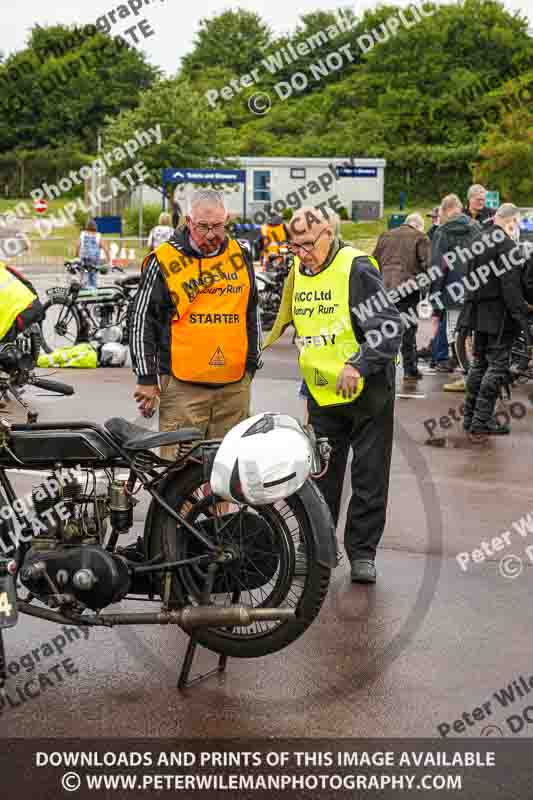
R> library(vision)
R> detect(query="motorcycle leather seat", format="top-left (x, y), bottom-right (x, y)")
top-left (115, 275), bottom-right (141, 288)
top-left (104, 417), bottom-right (202, 451)
top-left (257, 272), bottom-right (277, 285)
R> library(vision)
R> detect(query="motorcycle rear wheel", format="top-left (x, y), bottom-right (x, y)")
top-left (146, 465), bottom-right (331, 659)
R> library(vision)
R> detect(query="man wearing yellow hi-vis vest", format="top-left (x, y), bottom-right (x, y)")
top-left (264, 205), bottom-right (403, 584)
top-left (0, 262), bottom-right (42, 343)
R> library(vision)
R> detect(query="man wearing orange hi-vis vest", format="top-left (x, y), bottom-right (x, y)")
top-left (263, 206), bottom-right (403, 584)
top-left (130, 190), bottom-right (261, 458)
top-left (260, 213), bottom-right (287, 270)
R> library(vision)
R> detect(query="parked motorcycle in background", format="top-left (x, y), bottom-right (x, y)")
top-left (256, 247), bottom-right (293, 332)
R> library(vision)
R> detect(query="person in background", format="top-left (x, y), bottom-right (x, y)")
top-left (465, 184), bottom-right (493, 225)
top-left (426, 207), bottom-right (440, 241)
top-left (260, 213), bottom-right (287, 270)
top-left (431, 194), bottom-right (481, 379)
top-left (76, 219), bottom-right (110, 289)
top-left (147, 212), bottom-right (174, 251)
top-left (372, 212), bottom-right (430, 388)
top-left (417, 207), bottom-right (441, 363)
top-left (172, 198), bottom-right (182, 230)
top-left (460, 204), bottom-right (529, 442)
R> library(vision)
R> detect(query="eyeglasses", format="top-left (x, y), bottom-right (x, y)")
top-left (287, 229), bottom-right (329, 255)
top-left (190, 221), bottom-right (227, 236)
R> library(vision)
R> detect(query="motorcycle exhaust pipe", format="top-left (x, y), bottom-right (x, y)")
top-left (18, 602), bottom-right (296, 629)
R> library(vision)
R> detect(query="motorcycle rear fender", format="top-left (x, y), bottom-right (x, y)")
top-left (144, 466), bottom-right (338, 570)
top-left (295, 479), bottom-right (338, 569)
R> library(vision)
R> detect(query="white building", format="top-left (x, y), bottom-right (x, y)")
top-left (169, 157), bottom-right (386, 222)
top-left (128, 156), bottom-right (386, 222)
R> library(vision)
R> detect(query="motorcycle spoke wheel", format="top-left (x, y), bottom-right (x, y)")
top-left (176, 490), bottom-right (307, 641)
top-left (147, 465), bottom-right (331, 658)
top-left (41, 300), bottom-right (81, 353)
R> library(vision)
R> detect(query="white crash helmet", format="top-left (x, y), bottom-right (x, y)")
top-left (99, 342), bottom-right (128, 367)
top-left (210, 413), bottom-right (315, 505)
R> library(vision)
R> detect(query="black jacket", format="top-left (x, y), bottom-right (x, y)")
top-left (465, 206), bottom-right (494, 225)
top-left (130, 227), bottom-right (261, 386)
top-left (430, 214), bottom-right (481, 310)
top-left (460, 227), bottom-right (529, 337)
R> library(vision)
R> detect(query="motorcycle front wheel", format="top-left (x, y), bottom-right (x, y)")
top-left (146, 465), bottom-right (331, 659)
top-left (41, 299), bottom-right (82, 353)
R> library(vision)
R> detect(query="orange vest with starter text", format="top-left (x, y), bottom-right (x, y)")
top-left (154, 240), bottom-right (251, 385)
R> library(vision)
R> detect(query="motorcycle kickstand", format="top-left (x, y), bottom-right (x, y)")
top-left (176, 567), bottom-right (237, 691)
top-left (0, 630), bottom-right (7, 695)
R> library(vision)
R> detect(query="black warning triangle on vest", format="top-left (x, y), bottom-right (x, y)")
top-left (209, 346), bottom-right (226, 367)
top-left (314, 368), bottom-right (328, 386)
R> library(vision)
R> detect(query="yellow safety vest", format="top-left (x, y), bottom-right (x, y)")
top-left (292, 246), bottom-right (380, 407)
top-left (0, 262), bottom-right (36, 341)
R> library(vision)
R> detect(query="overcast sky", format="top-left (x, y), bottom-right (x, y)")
top-left (1, 0), bottom-right (532, 77)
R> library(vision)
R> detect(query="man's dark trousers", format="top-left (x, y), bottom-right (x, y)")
top-left (464, 331), bottom-right (513, 431)
top-left (307, 368), bottom-right (395, 561)
top-left (397, 291), bottom-right (419, 375)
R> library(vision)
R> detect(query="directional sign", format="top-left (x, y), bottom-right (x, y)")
top-left (485, 190), bottom-right (500, 210)
top-left (33, 199), bottom-right (48, 214)
top-left (336, 167), bottom-right (378, 178)
top-left (162, 168), bottom-right (246, 184)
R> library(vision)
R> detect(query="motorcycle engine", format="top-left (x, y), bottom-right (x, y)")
top-left (19, 471), bottom-right (131, 611)
top-left (20, 546), bottom-right (131, 611)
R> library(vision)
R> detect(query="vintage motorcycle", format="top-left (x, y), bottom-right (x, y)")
top-left (0, 348), bottom-right (336, 691)
top-left (40, 260), bottom-right (140, 360)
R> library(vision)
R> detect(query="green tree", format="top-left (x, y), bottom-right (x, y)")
top-left (181, 9), bottom-right (272, 79)
top-left (474, 72), bottom-right (533, 203)
top-left (103, 78), bottom-right (231, 191)
top-left (0, 25), bottom-right (157, 153)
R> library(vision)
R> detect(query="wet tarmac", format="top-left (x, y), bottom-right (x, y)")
top-left (1, 276), bottom-right (533, 741)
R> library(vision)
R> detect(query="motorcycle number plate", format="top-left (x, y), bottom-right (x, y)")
top-left (0, 574), bottom-right (17, 629)
top-left (46, 287), bottom-right (69, 299)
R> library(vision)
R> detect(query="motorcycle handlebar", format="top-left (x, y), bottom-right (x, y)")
top-left (31, 377), bottom-right (75, 396)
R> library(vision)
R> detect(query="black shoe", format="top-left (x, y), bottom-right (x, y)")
top-left (434, 361), bottom-right (455, 373)
top-left (463, 420), bottom-right (472, 432)
top-left (404, 370), bottom-right (423, 380)
top-left (350, 559), bottom-right (377, 584)
top-left (417, 347), bottom-right (432, 361)
top-left (474, 418), bottom-right (511, 436)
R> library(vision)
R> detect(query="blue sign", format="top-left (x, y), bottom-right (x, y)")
top-left (162, 168), bottom-right (246, 184)
top-left (336, 166), bottom-right (378, 178)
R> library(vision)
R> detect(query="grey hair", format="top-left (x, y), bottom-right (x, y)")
top-left (439, 193), bottom-right (463, 221)
top-left (189, 189), bottom-right (226, 214)
top-left (467, 183), bottom-right (486, 200)
top-left (405, 212), bottom-right (425, 232)
top-left (299, 204), bottom-right (341, 234)
top-left (495, 203), bottom-right (520, 221)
